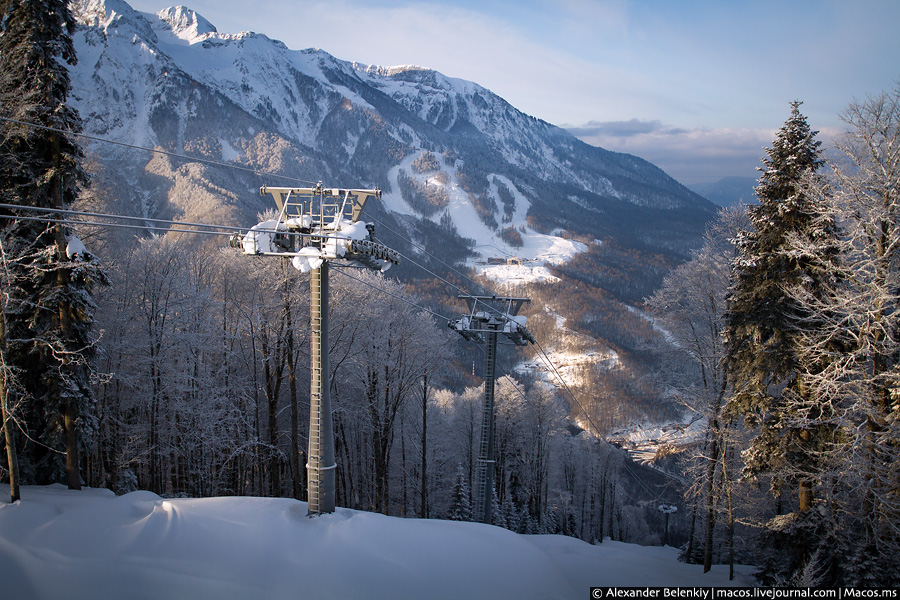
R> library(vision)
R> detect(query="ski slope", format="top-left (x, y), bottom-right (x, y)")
top-left (0, 484), bottom-right (754, 599)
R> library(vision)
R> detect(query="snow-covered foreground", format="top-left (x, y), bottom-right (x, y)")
top-left (0, 484), bottom-right (754, 599)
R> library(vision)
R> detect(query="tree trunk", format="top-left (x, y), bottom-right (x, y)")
top-left (52, 134), bottom-right (81, 491)
top-left (725, 446), bottom-right (736, 581)
top-left (702, 431), bottom-right (719, 572)
top-left (0, 284), bottom-right (21, 502)
top-left (287, 325), bottom-right (302, 500)
top-left (62, 399), bottom-right (81, 490)
top-left (685, 500), bottom-right (698, 563)
top-left (1, 387), bottom-right (20, 502)
top-left (420, 372), bottom-right (428, 518)
top-left (262, 315), bottom-right (286, 497)
top-left (0, 347), bottom-right (20, 502)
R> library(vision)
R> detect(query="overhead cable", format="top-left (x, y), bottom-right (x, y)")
top-left (331, 265), bottom-right (453, 323)
top-left (0, 115), bottom-right (319, 187)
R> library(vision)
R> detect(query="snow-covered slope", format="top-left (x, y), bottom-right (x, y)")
top-left (64, 0), bottom-right (714, 432)
top-left (67, 0), bottom-right (715, 260)
top-left (382, 149), bottom-right (587, 280)
top-left (0, 484), bottom-right (754, 599)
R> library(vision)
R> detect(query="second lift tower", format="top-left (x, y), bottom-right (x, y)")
top-left (450, 295), bottom-right (535, 524)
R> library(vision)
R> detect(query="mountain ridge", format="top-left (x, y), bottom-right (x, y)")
top-left (63, 0), bottom-right (717, 435)
top-left (68, 0), bottom-right (715, 253)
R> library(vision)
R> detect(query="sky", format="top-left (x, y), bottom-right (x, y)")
top-left (124, 0), bottom-right (900, 186)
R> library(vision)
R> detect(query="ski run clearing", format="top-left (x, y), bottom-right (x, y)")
top-left (382, 150), bottom-right (588, 285)
top-left (0, 484), bottom-right (754, 599)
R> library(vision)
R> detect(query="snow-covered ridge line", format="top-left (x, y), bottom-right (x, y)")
top-left (155, 5), bottom-right (217, 43)
top-left (69, 0), bottom-right (714, 249)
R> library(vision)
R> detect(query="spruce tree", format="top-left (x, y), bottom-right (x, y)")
top-left (0, 0), bottom-right (106, 488)
top-left (490, 486), bottom-right (505, 528)
top-left (724, 101), bottom-right (842, 581)
top-left (448, 463), bottom-right (473, 521)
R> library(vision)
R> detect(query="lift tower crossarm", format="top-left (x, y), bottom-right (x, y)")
top-left (260, 184), bottom-right (380, 224)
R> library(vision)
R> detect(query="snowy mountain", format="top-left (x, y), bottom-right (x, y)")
top-left (0, 484), bottom-right (754, 598)
top-left (64, 0), bottom-right (717, 436)
top-left (67, 0), bottom-right (715, 271)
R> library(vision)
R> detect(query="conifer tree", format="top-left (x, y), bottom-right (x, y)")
top-left (0, 0), bottom-right (106, 488)
top-left (448, 463), bottom-right (473, 521)
top-left (490, 486), bottom-right (505, 528)
top-left (500, 495), bottom-right (519, 532)
top-left (723, 101), bottom-right (842, 581)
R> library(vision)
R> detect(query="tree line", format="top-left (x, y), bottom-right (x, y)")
top-left (647, 93), bottom-right (900, 586)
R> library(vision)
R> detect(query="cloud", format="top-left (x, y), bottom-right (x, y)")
top-left (567, 121), bottom-right (844, 186)
top-left (564, 119), bottom-right (686, 138)
top-left (566, 122), bottom-right (779, 185)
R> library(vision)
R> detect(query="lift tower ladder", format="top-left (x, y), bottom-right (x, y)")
top-left (449, 295), bottom-right (535, 524)
top-left (234, 183), bottom-right (399, 516)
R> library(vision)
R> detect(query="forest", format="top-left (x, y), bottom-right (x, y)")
top-left (646, 97), bottom-right (900, 586)
top-left (1, 0), bottom-right (899, 590)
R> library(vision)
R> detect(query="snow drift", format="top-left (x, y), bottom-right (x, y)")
top-left (0, 484), bottom-right (754, 599)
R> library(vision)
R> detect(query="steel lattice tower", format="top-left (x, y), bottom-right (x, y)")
top-left (450, 295), bottom-right (534, 524)
top-left (308, 262), bottom-right (335, 513)
top-left (235, 183), bottom-right (399, 515)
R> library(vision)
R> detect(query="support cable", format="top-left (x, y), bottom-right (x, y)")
top-left (374, 234), bottom-right (514, 323)
top-left (0, 113), bottom-right (513, 319)
top-left (0, 212), bottom-right (237, 238)
top-left (532, 337), bottom-right (602, 437)
top-left (367, 214), bottom-right (493, 297)
top-left (531, 338), bottom-right (681, 495)
top-left (0, 204), bottom-right (382, 246)
top-left (0, 202), bottom-right (246, 234)
top-left (0, 115), bottom-right (319, 187)
top-left (330, 265), bottom-right (453, 323)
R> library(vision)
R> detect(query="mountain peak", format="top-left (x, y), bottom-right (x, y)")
top-left (156, 6), bottom-right (217, 43)
top-left (72, 0), bottom-right (159, 45)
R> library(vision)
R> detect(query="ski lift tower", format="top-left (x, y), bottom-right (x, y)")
top-left (233, 183), bottom-right (399, 515)
top-left (449, 295), bottom-right (535, 524)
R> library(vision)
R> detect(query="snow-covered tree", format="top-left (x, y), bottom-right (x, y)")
top-left (448, 462), bottom-right (473, 521)
top-left (0, 244), bottom-right (23, 501)
top-left (647, 205), bottom-right (748, 572)
top-left (724, 101), bottom-right (841, 507)
top-left (778, 85), bottom-right (900, 586)
top-left (723, 101), bottom-right (846, 582)
top-left (0, 0), bottom-right (107, 488)
top-left (829, 86), bottom-right (900, 557)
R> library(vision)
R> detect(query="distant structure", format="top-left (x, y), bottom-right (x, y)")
top-left (233, 183), bottom-right (399, 515)
top-left (449, 295), bottom-right (535, 524)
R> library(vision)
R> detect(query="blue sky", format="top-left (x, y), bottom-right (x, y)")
top-left (126, 0), bottom-right (900, 186)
